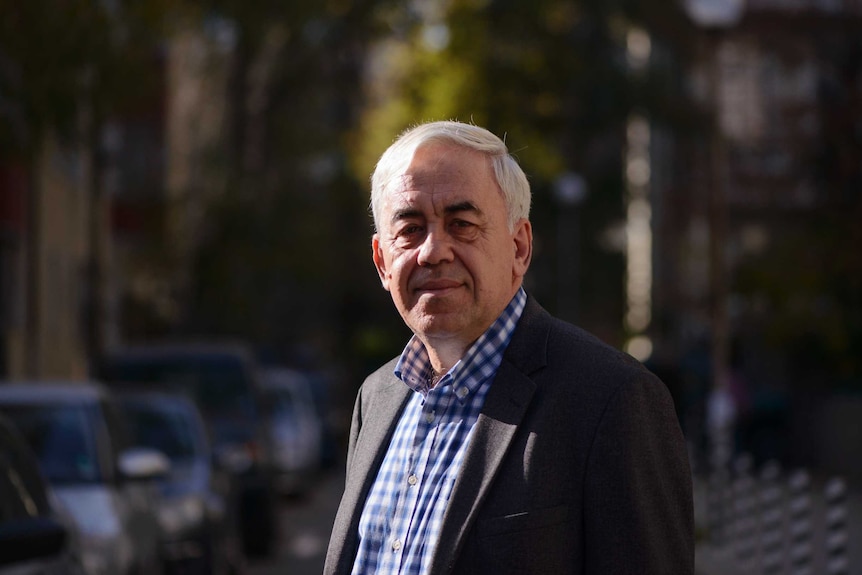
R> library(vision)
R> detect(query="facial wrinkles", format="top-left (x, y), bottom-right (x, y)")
top-left (391, 168), bottom-right (465, 212)
top-left (383, 177), bottom-right (482, 292)
top-left (372, 143), bottom-right (527, 355)
top-left (402, 153), bottom-right (512, 235)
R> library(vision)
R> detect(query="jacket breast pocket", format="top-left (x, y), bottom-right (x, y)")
top-left (477, 504), bottom-right (571, 538)
top-left (470, 504), bottom-right (577, 574)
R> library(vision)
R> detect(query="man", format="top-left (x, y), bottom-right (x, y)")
top-left (325, 121), bottom-right (693, 574)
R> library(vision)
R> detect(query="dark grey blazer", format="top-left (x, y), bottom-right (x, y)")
top-left (324, 296), bottom-right (694, 574)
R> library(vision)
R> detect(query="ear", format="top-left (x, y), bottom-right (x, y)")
top-left (512, 218), bottom-right (533, 280)
top-left (372, 234), bottom-right (391, 291)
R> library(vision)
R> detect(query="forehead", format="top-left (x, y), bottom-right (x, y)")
top-left (383, 143), bottom-right (498, 207)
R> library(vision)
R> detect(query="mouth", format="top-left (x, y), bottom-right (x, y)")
top-left (413, 279), bottom-right (463, 297)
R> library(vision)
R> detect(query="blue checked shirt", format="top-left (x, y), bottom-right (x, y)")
top-left (351, 288), bottom-right (527, 575)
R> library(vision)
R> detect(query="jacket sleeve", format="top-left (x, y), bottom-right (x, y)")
top-left (583, 372), bottom-right (694, 575)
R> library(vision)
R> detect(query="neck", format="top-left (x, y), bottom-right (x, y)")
top-left (423, 339), bottom-right (466, 377)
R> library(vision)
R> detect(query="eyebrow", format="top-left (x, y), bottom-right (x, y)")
top-left (391, 208), bottom-right (423, 223)
top-left (390, 201), bottom-right (482, 223)
top-left (445, 201), bottom-right (481, 217)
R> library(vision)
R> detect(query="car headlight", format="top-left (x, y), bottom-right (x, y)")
top-left (158, 495), bottom-right (205, 537)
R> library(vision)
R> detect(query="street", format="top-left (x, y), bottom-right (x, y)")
top-left (249, 468), bottom-right (344, 575)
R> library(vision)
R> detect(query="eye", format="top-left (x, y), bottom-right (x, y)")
top-left (392, 224), bottom-right (424, 246)
top-left (399, 224), bottom-right (423, 236)
top-left (449, 219), bottom-right (479, 237)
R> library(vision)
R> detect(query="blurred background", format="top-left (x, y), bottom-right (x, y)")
top-left (1, 0), bottom-right (860, 573)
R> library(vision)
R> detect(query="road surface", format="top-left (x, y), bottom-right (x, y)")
top-left (248, 468), bottom-right (344, 575)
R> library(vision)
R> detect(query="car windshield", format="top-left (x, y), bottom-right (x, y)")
top-left (102, 356), bottom-right (258, 421)
top-left (122, 401), bottom-right (202, 462)
top-left (0, 404), bottom-right (102, 485)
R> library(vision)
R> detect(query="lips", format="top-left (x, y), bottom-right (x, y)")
top-left (412, 278), bottom-right (463, 295)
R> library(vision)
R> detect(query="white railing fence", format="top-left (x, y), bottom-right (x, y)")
top-left (698, 452), bottom-right (852, 575)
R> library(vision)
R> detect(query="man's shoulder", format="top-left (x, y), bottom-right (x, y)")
top-left (514, 296), bottom-right (654, 379)
top-left (548, 316), bottom-right (638, 367)
top-left (509, 302), bottom-right (671, 422)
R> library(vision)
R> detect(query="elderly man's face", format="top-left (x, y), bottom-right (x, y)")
top-left (372, 142), bottom-right (532, 350)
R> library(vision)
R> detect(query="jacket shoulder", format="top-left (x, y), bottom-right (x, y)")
top-left (511, 297), bottom-right (665, 401)
top-left (548, 316), bottom-right (649, 376)
top-left (514, 297), bottom-right (650, 375)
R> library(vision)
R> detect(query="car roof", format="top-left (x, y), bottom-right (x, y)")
top-left (0, 381), bottom-right (109, 404)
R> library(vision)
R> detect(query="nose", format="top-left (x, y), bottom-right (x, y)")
top-left (416, 228), bottom-right (454, 266)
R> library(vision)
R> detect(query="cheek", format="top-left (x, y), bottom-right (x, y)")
top-left (387, 255), bottom-right (414, 288)
top-left (474, 253), bottom-right (511, 292)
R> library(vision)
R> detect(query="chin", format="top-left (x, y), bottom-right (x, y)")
top-left (408, 314), bottom-right (464, 339)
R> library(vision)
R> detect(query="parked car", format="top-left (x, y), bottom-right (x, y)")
top-left (117, 390), bottom-right (245, 575)
top-left (0, 413), bottom-right (83, 575)
top-left (259, 367), bottom-right (323, 496)
top-left (0, 382), bottom-right (169, 575)
top-left (98, 343), bottom-right (279, 557)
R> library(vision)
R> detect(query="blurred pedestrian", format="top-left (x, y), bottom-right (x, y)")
top-left (324, 120), bottom-right (693, 574)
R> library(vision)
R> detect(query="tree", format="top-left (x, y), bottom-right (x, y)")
top-left (183, 0), bottom-right (408, 373)
top-left (0, 0), bottom-right (174, 373)
top-left (349, 0), bottom-right (695, 343)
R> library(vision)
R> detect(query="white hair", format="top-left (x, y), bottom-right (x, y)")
top-left (370, 120), bottom-right (531, 232)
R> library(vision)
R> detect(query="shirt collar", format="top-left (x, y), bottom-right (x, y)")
top-left (394, 288), bottom-right (527, 400)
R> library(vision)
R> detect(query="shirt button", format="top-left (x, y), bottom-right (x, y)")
top-left (392, 539), bottom-right (402, 551)
top-left (456, 387), bottom-right (469, 399)
top-left (408, 474), bottom-right (418, 485)
top-left (425, 411), bottom-right (435, 423)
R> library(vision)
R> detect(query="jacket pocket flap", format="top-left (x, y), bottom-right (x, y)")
top-left (478, 504), bottom-right (570, 538)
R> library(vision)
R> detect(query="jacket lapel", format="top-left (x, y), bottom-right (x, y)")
top-left (328, 375), bottom-right (411, 575)
top-left (427, 297), bottom-right (550, 574)
top-left (349, 377), bottom-right (412, 489)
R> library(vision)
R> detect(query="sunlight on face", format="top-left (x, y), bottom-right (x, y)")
top-left (372, 143), bottom-right (532, 353)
